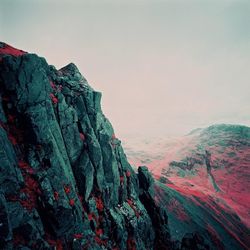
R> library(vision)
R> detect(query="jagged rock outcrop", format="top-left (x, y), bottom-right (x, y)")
top-left (0, 42), bottom-right (172, 249)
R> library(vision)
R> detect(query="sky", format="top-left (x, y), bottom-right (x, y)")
top-left (1, 0), bottom-right (250, 140)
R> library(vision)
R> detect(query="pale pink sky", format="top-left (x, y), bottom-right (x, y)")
top-left (1, 0), bottom-right (250, 140)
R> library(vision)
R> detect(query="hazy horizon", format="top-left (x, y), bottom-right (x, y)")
top-left (1, 0), bottom-right (250, 140)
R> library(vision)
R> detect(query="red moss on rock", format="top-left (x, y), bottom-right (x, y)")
top-left (0, 43), bottom-right (26, 57)
top-left (69, 199), bottom-right (75, 207)
top-left (80, 132), bottom-right (85, 141)
top-left (54, 191), bottom-right (59, 201)
top-left (8, 134), bottom-right (18, 145)
top-left (88, 213), bottom-right (95, 221)
top-left (73, 233), bottom-right (83, 239)
top-left (19, 177), bottom-right (41, 211)
top-left (126, 171), bottom-right (131, 178)
top-left (88, 212), bottom-right (100, 225)
top-left (50, 81), bottom-right (56, 90)
top-left (120, 176), bottom-right (124, 184)
top-left (64, 185), bottom-right (71, 194)
top-left (95, 196), bottom-right (104, 212)
top-left (18, 161), bottom-right (34, 174)
top-left (95, 228), bottom-right (103, 236)
top-left (127, 199), bottom-right (133, 206)
top-left (94, 236), bottom-right (107, 246)
top-left (49, 93), bottom-right (58, 104)
top-left (7, 160), bottom-right (40, 211)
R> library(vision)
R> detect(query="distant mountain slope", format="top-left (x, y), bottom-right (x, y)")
top-left (126, 124), bottom-right (250, 249)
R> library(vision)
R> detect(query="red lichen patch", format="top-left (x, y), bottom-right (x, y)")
top-left (95, 228), bottom-right (103, 236)
top-left (0, 43), bottom-right (26, 57)
top-left (88, 213), bottom-right (93, 221)
top-left (127, 237), bottom-right (136, 250)
top-left (120, 176), bottom-right (124, 184)
top-left (50, 81), bottom-right (56, 90)
top-left (24, 176), bottom-right (38, 194)
top-left (8, 134), bottom-right (18, 145)
top-left (54, 191), bottom-right (59, 201)
top-left (95, 196), bottom-right (104, 212)
top-left (94, 236), bottom-right (107, 246)
top-left (88, 213), bottom-right (97, 221)
top-left (80, 133), bottom-right (85, 141)
top-left (50, 81), bottom-right (63, 92)
top-left (49, 93), bottom-right (58, 104)
top-left (73, 233), bottom-right (83, 239)
top-left (17, 161), bottom-right (40, 211)
top-left (127, 199), bottom-right (133, 206)
top-left (126, 171), bottom-right (131, 178)
top-left (19, 176), bottom-right (41, 211)
top-left (69, 199), bottom-right (75, 207)
top-left (64, 185), bottom-right (71, 194)
top-left (18, 161), bottom-right (29, 169)
top-left (18, 160), bottom-right (34, 174)
top-left (8, 171), bottom-right (41, 211)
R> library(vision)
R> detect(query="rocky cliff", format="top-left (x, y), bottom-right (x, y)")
top-left (0, 42), bottom-right (176, 250)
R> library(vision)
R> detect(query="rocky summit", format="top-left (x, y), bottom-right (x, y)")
top-left (0, 42), bottom-right (248, 250)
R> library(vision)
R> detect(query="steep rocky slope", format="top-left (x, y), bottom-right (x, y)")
top-left (0, 42), bottom-right (173, 250)
top-left (126, 125), bottom-right (250, 249)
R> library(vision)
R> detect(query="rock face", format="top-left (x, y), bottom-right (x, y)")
top-left (0, 42), bottom-right (175, 250)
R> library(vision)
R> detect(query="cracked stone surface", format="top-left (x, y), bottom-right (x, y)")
top-left (0, 42), bottom-right (176, 250)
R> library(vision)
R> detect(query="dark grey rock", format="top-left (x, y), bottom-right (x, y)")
top-left (0, 42), bottom-right (173, 250)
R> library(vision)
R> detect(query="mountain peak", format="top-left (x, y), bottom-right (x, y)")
top-left (0, 42), bottom-right (26, 57)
